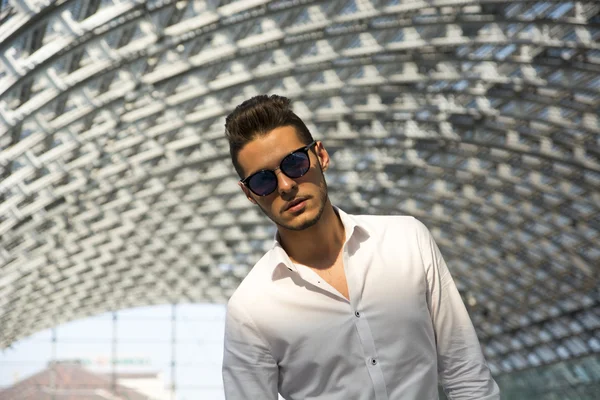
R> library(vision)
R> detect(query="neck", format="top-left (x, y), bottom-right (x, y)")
top-left (277, 201), bottom-right (345, 269)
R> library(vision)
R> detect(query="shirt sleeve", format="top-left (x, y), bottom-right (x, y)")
top-left (222, 298), bottom-right (279, 399)
top-left (415, 218), bottom-right (500, 400)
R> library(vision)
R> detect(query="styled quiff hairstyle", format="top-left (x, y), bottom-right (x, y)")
top-left (225, 94), bottom-right (314, 178)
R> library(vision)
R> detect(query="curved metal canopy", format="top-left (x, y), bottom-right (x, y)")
top-left (1, 0), bottom-right (599, 381)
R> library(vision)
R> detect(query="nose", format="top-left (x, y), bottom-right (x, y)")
top-left (275, 168), bottom-right (297, 196)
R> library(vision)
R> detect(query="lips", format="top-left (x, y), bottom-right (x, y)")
top-left (285, 197), bottom-right (307, 211)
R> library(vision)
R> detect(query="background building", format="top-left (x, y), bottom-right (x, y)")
top-left (0, 360), bottom-right (167, 400)
top-left (0, 0), bottom-right (599, 399)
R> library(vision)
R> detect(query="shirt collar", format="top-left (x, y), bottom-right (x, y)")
top-left (270, 206), bottom-right (371, 274)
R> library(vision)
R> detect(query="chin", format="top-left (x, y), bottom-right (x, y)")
top-left (290, 216), bottom-right (320, 231)
top-left (277, 204), bottom-right (323, 231)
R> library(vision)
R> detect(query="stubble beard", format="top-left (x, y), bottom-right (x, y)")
top-left (257, 176), bottom-right (329, 232)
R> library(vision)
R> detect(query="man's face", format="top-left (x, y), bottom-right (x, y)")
top-left (236, 126), bottom-right (330, 231)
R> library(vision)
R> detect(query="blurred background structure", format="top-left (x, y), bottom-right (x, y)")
top-left (0, 0), bottom-right (599, 399)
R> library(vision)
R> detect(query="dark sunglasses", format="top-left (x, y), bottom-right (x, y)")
top-left (241, 141), bottom-right (317, 196)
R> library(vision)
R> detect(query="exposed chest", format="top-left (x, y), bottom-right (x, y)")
top-left (312, 258), bottom-right (350, 300)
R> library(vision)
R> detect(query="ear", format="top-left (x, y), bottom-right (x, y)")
top-left (238, 181), bottom-right (257, 204)
top-left (314, 141), bottom-right (330, 172)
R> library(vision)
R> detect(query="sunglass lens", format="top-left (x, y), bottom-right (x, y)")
top-left (248, 171), bottom-right (277, 196)
top-left (281, 152), bottom-right (310, 178)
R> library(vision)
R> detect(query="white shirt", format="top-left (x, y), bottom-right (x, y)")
top-left (222, 208), bottom-right (500, 400)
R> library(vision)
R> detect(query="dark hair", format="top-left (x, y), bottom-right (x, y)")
top-left (225, 94), bottom-right (314, 178)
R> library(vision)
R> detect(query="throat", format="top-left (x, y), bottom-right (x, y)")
top-left (279, 205), bottom-right (346, 267)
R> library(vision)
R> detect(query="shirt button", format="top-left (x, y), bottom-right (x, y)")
top-left (370, 358), bottom-right (377, 366)
top-left (355, 311), bottom-right (361, 318)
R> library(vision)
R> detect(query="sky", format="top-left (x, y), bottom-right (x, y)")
top-left (0, 303), bottom-right (228, 400)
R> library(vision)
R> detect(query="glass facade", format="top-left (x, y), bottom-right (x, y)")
top-left (0, 0), bottom-right (598, 398)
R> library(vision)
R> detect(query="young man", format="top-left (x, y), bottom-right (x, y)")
top-left (221, 95), bottom-right (500, 400)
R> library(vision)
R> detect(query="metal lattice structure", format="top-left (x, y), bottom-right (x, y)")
top-left (1, 0), bottom-right (599, 386)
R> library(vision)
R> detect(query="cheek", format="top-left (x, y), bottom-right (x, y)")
top-left (257, 196), bottom-right (278, 213)
top-left (307, 171), bottom-right (325, 187)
